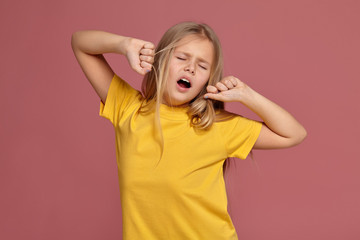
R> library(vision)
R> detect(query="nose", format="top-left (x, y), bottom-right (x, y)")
top-left (185, 61), bottom-right (196, 74)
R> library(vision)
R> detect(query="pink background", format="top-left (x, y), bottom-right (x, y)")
top-left (1, 0), bottom-right (359, 239)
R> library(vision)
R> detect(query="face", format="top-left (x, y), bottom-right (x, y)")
top-left (162, 34), bottom-right (214, 107)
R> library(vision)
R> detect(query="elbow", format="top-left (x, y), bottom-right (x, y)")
top-left (71, 31), bottom-right (83, 51)
top-left (71, 32), bottom-right (78, 49)
top-left (289, 127), bottom-right (307, 147)
top-left (299, 126), bottom-right (308, 143)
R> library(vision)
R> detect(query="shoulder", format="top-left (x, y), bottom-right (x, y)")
top-left (215, 109), bottom-right (246, 125)
top-left (109, 74), bottom-right (144, 104)
top-left (213, 110), bottom-right (263, 159)
top-left (100, 74), bottom-right (144, 124)
top-left (214, 109), bottom-right (262, 134)
top-left (112, 74), bottom-right (142, 95)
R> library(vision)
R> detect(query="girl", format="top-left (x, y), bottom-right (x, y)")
top-left (71, 22), bottom-right (306, 240)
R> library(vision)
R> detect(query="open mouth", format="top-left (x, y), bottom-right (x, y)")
top-left (177, 78), bottom-right (191, 88)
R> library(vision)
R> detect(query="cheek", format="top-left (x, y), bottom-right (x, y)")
top-left (193, 78), bottom-right (209, 94)
top-left (199, 72), bottom-right (210, 86)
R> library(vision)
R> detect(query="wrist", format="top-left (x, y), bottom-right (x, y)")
top-left (115, 36), bottom-right (132, 56)
top-left (236, 84), bottom-right (256, 105)
top-left (110, 35), bottom-right (130, 55)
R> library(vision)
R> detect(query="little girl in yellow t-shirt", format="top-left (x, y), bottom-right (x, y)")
top-left (71, 22), bottom-right (306, 240)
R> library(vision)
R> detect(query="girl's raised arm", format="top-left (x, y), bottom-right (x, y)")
top-left (71, 31), bottom-right (154, 103)
top-left (205, 76), bottom-right (307, 149)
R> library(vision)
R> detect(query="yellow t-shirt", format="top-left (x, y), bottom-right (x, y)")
top-left (100, 74), bottom-right (262, 240)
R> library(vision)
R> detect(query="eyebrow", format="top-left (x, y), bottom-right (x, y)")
top-left (175, 51), bottom-right (211, 65)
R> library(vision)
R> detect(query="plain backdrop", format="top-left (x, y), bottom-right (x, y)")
top-left (1, 0), bottom-right (359, 239)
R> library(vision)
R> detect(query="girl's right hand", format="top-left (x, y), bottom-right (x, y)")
top-left (124, 38), bottom-right (155, 75)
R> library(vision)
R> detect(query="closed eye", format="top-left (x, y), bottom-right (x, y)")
top-left (177, 57), bottom-right (186, 60)
top-left (199, 65), bottom-right (207, 70)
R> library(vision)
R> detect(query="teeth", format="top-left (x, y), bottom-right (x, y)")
top-left (180, 78), bottom-right (190, 83)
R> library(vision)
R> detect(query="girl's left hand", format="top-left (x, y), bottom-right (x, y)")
top-left (204, 76), bottom-right (249, 103)
top-left (205, 76), bottom-right (307, 149)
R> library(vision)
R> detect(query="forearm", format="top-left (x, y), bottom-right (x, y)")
top-left (241, 86), bottom-right (307, 144)
top-left (71, 30), bottom-right (129, 56)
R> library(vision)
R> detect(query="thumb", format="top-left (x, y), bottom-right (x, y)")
top-left (204, 93), bottom-right (225, 102)
top-left (134, 65), bottom-right (150, 75)
top-left (127, 53), bottom-right (147, 75)
top-left (131, 64), bottom-right (146, 75)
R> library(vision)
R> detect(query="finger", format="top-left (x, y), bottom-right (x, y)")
top-left (144, 42), bottom-right (155, 50)
top-left (140, 61), bottom-right (152, 70)
top-left (204, 93), bottom-right (227, 102)
top-left (206, 85), bottom-right (218, 94)
top-left (215, 82), bottom-right (228, 91)
top-left (140, 48), bottom-right (155, 56)
top-left (228, 77), bottom-right (238, 87)
top-left (139, 55), bottom-right (154, 64)
top-left (222, 79), bottom-right (235, 89)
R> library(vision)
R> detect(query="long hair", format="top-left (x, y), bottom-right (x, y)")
top-left (140, 22), bottom-right (237, 176)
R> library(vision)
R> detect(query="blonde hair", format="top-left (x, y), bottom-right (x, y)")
top-left (140, 21), bottom-right (225, 130)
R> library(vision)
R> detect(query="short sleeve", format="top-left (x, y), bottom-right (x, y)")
top-left (99, 74), bottom-right (142, 126)
top-left (224, 116), bottom-right (262, 159)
